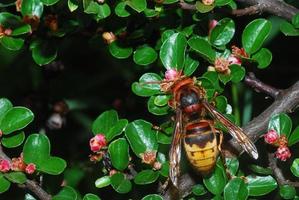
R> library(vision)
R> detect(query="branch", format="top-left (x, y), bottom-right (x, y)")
top-left (0, 146), bottom-right (51, 200)
top-left (231, 5), bottom-right (260, 16)
top-left (268, 153), bottom-right (299, 187)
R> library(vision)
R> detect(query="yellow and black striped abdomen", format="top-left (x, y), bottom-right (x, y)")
top-left (183, 121), bottom-right (219, 175)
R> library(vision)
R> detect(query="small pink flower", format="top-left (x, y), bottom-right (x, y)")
top-left (89, 134), bottom-right (107, 152)
top-left (228, 55), bottom-right (242, 65)
top-left (275, 146), bottom-right (291, 161)
top-left (0, 159), bottom-right (11, 172)
top-left (208, 19), bottom-right (218, 34)
top-left (4, 28), bottom-right (12, 36)
top-left (165, 69), bottom-right (179, 81)
top-left (264, 129), bottom-right (279, 144)
top-left (25, 163), bottom-right (36, 174)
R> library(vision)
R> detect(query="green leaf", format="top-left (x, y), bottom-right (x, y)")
top-left (68, 0), bottom-right (79, 12)
top-left (38, 156), bottom-right (67, 175)
top-left (133, 46), bottom-right (157, 65)
top-left (291, 158), bottom-right (299, 177)
top-left (92, 110), bottom-right (118, 135)
top-left (247, 175), bottom-right (277, 196)
top-left (0, 36), bottom-right (24, 51)
top-left (252, 48), bottom-right (272, 69)
top-left (106, 119), bottom-right (128, 141)
top-left (95, 176), bottom-right (111, 188)
top-left (195, 1), bottom-right (215, 13)
top-left (141, 194), bottom-right (163, 200)
top-left (148, 96), bottom-right (169, 116)
top-left (230, 65), bottom-right (245, 83)
top-left (224, 177), bottom-right (248, 200)
top-left (188, 36), bottom-right (216, 63)
top-left (153, 95), bottom-right (170, 107)
top-left (215, 96), bottom-right (227, 113)
top-left (11, 24), bottom-right (31, 36)
top-left (157, 132), bottom-right (172, 144)
top-left (0, 174), bottom-right (10, 193)
top-left (160, 32), bottom-right (187, 70)
top-left (192, 184), bottom-right (207, 196)
top-left (108, 41), bottom-right (133, 59)
top-left (163, 0), bottom-right (178, 4)
top-left (292, 14), bottom-right (299, 29)
top-left (210, 18), bottom-right (235, 46)
top-left (31, 40), bottom-right (57, 66)
top-left (52, 186), bottom-right (78, 200)
top-left (203, 164), bottom-right (227, 195)
top-left (126, 0), bottom-right (147, 13)
top-left (289, 125), bottom-right (299, 146)
top-left (134, 170), bottom-right (159, 185)
top-left (115, 2), bottom-right (130, 17)
top-left (4, 172), bottom-right (26, 184)
top-left (215, 0), bottom-right (232, 6)
top-left (110, 173), bottom-right (132, 194)
top-left (83, 193), bottom-right (101, 200)
top-left (96, 4), bottom-right (111, 20)
top-left (131, 73), bottom-right (161, 97)
top-left (268, 113), bottom-right (292, 138)
top-left (280, 185), bottom-right (296, 199)
top-left (21, 0), bottom-right (44, 17)
top-left (161, 30), bottom-right (176, 43)
top-left (108, 138), bottom-right (129, 171)
top-left (183, 54), bottom-right (199, 76)
top-left (0, 107), bottom-right (34, 135)
top-left (0, 98), bottom-right (13, 122)
top-left (125, 119), bottom-right (158, 157)
top-left (41, 0), bottom-right (60, 6)
top-left (280, 20), bottom-right (299, 36)
top-left (248, 165), bottom-right (272, 175)
top-left (225, 157), bottom-right (239, 176)
top-left (2, 131), bottom-right (25, 148)
top-left (242, 19), bottom-right (271, 54)
top-left (144, 8), bottom-right (158, 18)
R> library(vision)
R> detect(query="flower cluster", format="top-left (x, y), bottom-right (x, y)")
top-left (264, 130), bottom-right (291, 161)
top-left (89, 134), bottom-right (107, 162)
top-left (0, 153), bottom-right (36, 174)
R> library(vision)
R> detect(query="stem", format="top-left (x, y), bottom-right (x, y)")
top-left (231, 83), bottom-right (241, 126)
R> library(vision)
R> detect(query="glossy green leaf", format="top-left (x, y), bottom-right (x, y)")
top-left (83, 0), bottom-right (101, 14)
top-left (192, 184), bottom-right (207, 196)
top-left (230, 65), bottom-right (245, 83)
top-left (21, 0), bottom-right (44, 17)
top-left (292, 14), bottom-right (299, 29)
top-left (4, 172), bottom-right (26, 184)
top-left (225, 157), bottom-right (239, 176)
top-left (2, 131), bottom-right (25, 148)
top-left (142, 194), bottom-right (163, 200)
top-left (96, 4), bottom-right (111, 20)
top-left (0, 174), bottom-right (10, 193)
top-left (242, 19), bottom-right (271, 54)
top-left (183, 54), bottom-right (199, 76)
top-left (148, 96), bottom-right (169, 116)
top-left (134, 170), bottom-right (159, 185)
top-left (163, 0), bottom-right (178, 4)
top-left (106, 119), bottom-right (128, 141)
top-left (289, 125), bottom-right (299, 146)
top-left (188, 36), bottom-right (216, 63)
top-left (0, 12), bottom-right (22, 27)
top-left (215, 95), bottom-right (227, 113)
top-left (63, 167), bottom-right (84, 188)
top-left (131, 73), bottom-right (161, 97)
top-left (92, 110), bottom-right (118, 135)
top-left (291, 158), bottom-right (299, 177)
top-left (109, 41), bottom-right (133, 59)
top-left (203, 164), bottom-right (227, 195)
top-left (125, 119), bottom-right (158, 157)
top-left (83, 193), bottom-right (101, 200)
top-left (157, 132), bottom-right (172, 144)
top-left (38, 156), bottom-right (67, 175)
top-left (252, 48), bottom-right (272, 69)
top-left (0, 36), bottom-right (24, 51)
top-left (215, 0), bottom-right (232, 6)
top-left (280, 185), bottom-right (296, 199)
top-left (224, 177), bottom-right (248, 200)
top-left (52, 186), bottom-right (78, 200)
top-left (210, 18), bottom-right (235, 46)
top-left (41, 0), bottom-right (60, 6)
top-left (68, 0), bottom-right (79, 12)
top-left (95, 176), bottom-right (111, 188)
top-left (115, 2), bottom-right (130, 17)
top-left (126, 0), bottom-right (147, 13)
top-left (160, 32), bottom-right (187, 70)
top-left (110, 173), bottom-right (132, 194)
top-left (11, 24), bottom-right (31, 36)
top-left (195, 1), bottom-right (215, 13)
top-left (161, 30), bottom-right (176, 43)
top-left (203, 71), bottom-right (223, 93)
top-left (153, 95), bottom-right (170, 107)
top-left (31, 40), bottom-right (57, 66)
top-left (268, 113), bottom-right (292, 138)
top-left (0, 107), bottom-right (34, 135)
top-left (247, 175), bottom-right (277, 196)
top-left (144, 8), bottom-right (158, 18)
top-left (248, 165), bottom-right (272, 175)
top-left (280, 21), bottom-right (299, 36)
top-left (133, 46), bottom-right (157, 65)
top-left (0, 98), bottom-right (12, 122)
top-left (108, 138), bottom-right (129, 171)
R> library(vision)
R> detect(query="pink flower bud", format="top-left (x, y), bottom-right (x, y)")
top-left (264, 129), bottom-right (279, 144)
top-left (165, 69), bottom-right (179, 81)
top-left (0, 159), bottom-right (10, 172)
top-left (228, 55), bottom-right (242, 65)
top-left (25, 163), bottom-right (36, 174)
top-left (4, 29), bottom-right (12, 36)
top-left (275, 146), bottom-right (291, 161)
top-left (89, 134), bottom-right (107, 152)
top-left (208, 19), bottom-right (218, 34)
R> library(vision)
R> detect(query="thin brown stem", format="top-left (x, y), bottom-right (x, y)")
top-left (231, 5), bottom-right (260, 16)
